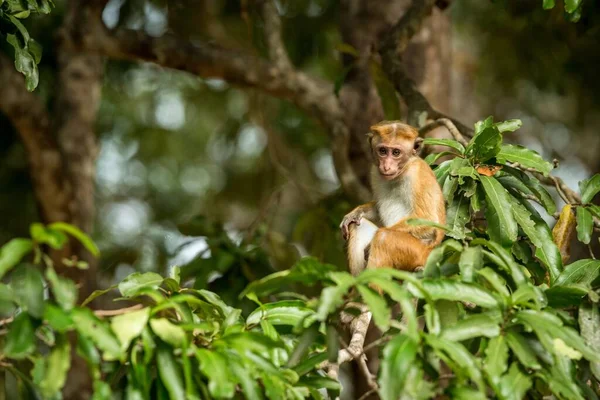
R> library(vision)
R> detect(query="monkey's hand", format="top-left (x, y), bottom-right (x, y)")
top-left (340, 209), bottom-right (364, 241)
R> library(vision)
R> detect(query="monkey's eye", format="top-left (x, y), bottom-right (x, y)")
top-left (392, 149), bottom-right (401, 157)
top-left (378, 147), bottom-right (387, 156)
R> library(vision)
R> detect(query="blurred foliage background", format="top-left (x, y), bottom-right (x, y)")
top-left (2, 0), bottom-right (600, 308)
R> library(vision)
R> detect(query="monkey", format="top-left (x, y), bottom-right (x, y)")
top-left (340, 120), bottom-right (446, 276)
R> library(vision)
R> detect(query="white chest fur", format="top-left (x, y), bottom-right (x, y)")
top-left (373, 172), bottom-right (413, 227)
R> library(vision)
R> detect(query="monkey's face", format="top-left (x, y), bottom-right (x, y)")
top-left (371, 137), bottom-right (423, 181)
top-left (368, 121), bottom-right (423, 180)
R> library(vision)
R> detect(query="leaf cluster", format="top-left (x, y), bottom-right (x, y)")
top-left (0, 0), bottom-right (53, 90)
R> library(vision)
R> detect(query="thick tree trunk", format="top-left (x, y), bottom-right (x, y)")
top-left (53, 50), bottom-right (103, 298)
top-left (338, 0), bottom-right (408, 187)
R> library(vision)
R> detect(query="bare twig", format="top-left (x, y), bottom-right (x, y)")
top-left (589, 244), bottom-right (596, 260)
top-left (419, 118), bottom-right (469, 146)
top-left (357, 387), bottom-right (378, 400)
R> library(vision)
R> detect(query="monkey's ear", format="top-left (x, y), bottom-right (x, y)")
top-left (366, 132), bottom-right (374, 144)
top-left (413, 137), bottom-right (424, 154)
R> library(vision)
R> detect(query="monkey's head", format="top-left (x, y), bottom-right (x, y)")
top-left (367, 121), bottom-right (423, 181)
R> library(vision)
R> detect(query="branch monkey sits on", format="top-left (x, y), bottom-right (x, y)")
top-left (340, 121), bottom-right (446, 276)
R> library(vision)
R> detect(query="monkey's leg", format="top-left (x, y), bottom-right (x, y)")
top-left (367, 229), bottom-right (431, 271)
top-left (346, 218), bottom-right (379, 276)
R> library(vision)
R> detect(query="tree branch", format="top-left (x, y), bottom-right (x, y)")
top-left (322, 303), bottom-right (373, 381)
top-left (0, 53), bottom-right (71, 224)
top-left (260, 0), bottom-right (292, 70)
top-left (66, 2), bottom-right (370, 202)
top-left (379, 0), bottom-right (472, 134)
top-left (419, 118), bottom-right (469, 146)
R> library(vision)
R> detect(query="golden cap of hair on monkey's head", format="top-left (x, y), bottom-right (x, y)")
top-left (367, 120), bottom-right (423, 181)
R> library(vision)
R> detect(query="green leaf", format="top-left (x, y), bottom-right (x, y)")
top-left (477, 267), bottom-right (510, 299)
top-left (81, 285), bottom-right (117, 307)
top-left (484, 335), bottom-right (508, 384)
top-left (150, 318), bottom-right (186, 347)
top-left (480, 175), bottom-right (518, 246)
top-left (505, 331), bottom-right (541, 370)
top-left (423, 239), bottom-right (463, 278)
top-left (516, 310), bottom-right (600, 363)
top-left (11, 264), bottom-right (44, 318)
top-left (111, 307), bottom-right (150, 352)
top-left (28, 38), bottom-right (43, 64)
top-left (3, 312), bottom-right (35, 359)
top-left (156, 344), bottom-right (186, 400)
top-left (476, 239), bottom-right (527, 285)
top-left (423, 138), bottom-right (465, 154)
top-left (474, 116), bottom-right (494, 134)
top-left (369, 59), bottom-right (401, 120)
top-left (468, 125), bottom-right (502, 163)
top-left (0, 238), bottom-right (33, 279)
top-left (496, 144), bottom-right (553, 175)
top-left (378, 335), bottom-right (418, 400)
top-left (39, 335), bottom-right (71, 398)
top-left (357, 284), bottom-right (391, 331)
top-left (417, 279), bottom-right (499, 308)
top-left (229, 357), bottom-right (264, 400)
top-left (316, 272), bottom-right (354, 320)
top-left (426, 336), bottom-right (484, 390)
top-left (196, 349), bottom-right (236, 398)
top-left (119, 272), bottom-right (164, 297)
top-left (580, 175), bottom-right (600, 204)
top-left (543, 0), bottom-right (556, 9)
top-left (424, 151), bottom-right (460, 165)
top-left (565, 0), bottom-right (582, 13)
top-left (72, 307), bottom-right (123, 361)
top-left (509, 196), bottom-right (544, 248)
top-left (30, 223), bottom-right (67, 249)
top-left (92, 380), bottom-right (113, 400)
top-left (434, 159), bottom-right (453, 184)
top-left (443, 175), bottom-right (459, 205)
top-left (459, 246), bottom-right (483, 283)
top-left (48, 222), bottom-right (99, 257)
top-left (246, 301), bottom-right (314, 327)
top-left (446, 196), bottom-right (470, 240)
top-left (530, 218), bottom-right (562, 283)
top-left (441, 313), bottom-right (501, 342)
top-left (555, 259), bottom-right (600, 286)
top-left (576, 207), bottom-right (593, 244)
top-left (0, 282), bottom-right (16, 317)
top-left (6, 32), bottom-right (39, 91)
top-left (502, 166), bottom-right (557, 214)
top-left (46, 266), bottom-right (77, 311)
top-left (43, 303), bottom-right (74, 333)
top-left (369, 278), bottom-right (419, 341)
top-left (293, 353), bottom-right (328, 376)
top-left (540, 362), bottom-right (585, 400)
top-left (449, 387), bottom-right (487, 400)
top-left (497, 363), bottom-right (532, 400)
top-left (545, 284), bottom-right (589, 308)
top-left (495, 119), bottom-right (522, 133)
top-left (579, 303), bottom-right (600, 381)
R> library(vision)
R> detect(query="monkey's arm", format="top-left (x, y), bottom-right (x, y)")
top-left (340, 201), bottom-right (377, 240)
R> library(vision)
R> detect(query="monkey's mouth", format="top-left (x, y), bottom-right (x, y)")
top-left (380, 172), bottom-right (398, 180)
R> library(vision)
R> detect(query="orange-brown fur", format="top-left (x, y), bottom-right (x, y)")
top-left (341, 121), bottom-right (446, 275)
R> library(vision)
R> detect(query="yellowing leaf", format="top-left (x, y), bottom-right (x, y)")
top-left (552, 205), bottom-right (576, 264)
